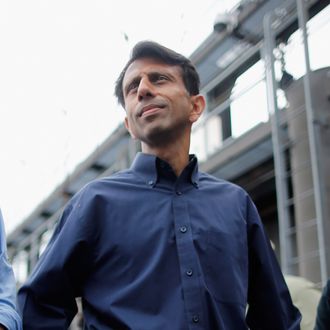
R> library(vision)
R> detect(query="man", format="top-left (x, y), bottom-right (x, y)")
top-left (0, 210), bottom-right (22, 330)
top-left (18, 41), bottom-right (301, 329)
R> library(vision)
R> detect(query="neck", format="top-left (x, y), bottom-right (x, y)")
top-left (141, 137), bottom-right (190, 177)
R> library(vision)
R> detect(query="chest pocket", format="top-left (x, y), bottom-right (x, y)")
top-left (202, 230), bottom-right (248, 305)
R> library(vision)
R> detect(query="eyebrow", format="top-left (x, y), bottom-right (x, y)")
top-left (124, 70), bottom-right (177, 96)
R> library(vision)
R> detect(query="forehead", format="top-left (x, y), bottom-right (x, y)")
top-left (123, 57), bottom-right (183, 86)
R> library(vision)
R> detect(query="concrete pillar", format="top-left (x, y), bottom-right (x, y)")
top-left (285, 67), bottom-right (330, 283)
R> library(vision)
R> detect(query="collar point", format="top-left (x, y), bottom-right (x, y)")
top-left (147, 180), bottom-right (156, 188)
top-left (192, 182), bottom-right (199, 189)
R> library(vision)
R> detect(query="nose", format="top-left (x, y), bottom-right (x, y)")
top-left (137, 77), bottom-right (154, 102)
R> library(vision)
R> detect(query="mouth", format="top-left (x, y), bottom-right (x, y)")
top-left (139, 103), bottom-right (166, 117)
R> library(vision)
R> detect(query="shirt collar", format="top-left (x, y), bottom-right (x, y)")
top-left (130, 152), bottom-right (199, 188)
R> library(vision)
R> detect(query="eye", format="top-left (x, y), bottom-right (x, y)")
top-left (150, 73), bottom-right (169, 84)
top-left (157, 75), bottom-right (168, 81)
top-left (126, 80), bottom-right (139, 95)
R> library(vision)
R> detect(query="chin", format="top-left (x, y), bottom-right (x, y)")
top-left (141, 127), bottom-right (171, 146)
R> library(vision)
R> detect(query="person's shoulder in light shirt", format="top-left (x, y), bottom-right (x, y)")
top-left (0, 210), bottom-right (22, 330)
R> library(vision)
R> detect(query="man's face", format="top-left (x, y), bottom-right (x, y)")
top-left (122, 57), bottom-right (203, 148)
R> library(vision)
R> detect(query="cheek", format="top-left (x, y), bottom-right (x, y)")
top-left (124, 97), bottom-right (135, 113)
top-left (175, 91), bottom-right (192, 106)
top-left (176, 97), bottom-right (193, 115)
top-left (126, 114), bottom-right (135, 128)
top-left (124, 104), bottom-right (135, 121)
top-left (125, 109), bottom-right (135, 128)
top-left (125, 116), bottom-right (138, 139)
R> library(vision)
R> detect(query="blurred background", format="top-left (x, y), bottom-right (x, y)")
top-left (1, 0), bottom-right (329, 329)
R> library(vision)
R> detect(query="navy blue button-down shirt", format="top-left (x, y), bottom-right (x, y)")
top-left (18, 153), bottom-right (301, 329)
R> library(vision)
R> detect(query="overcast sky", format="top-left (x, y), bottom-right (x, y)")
top-left (0, 0), bottom-right (241, 233)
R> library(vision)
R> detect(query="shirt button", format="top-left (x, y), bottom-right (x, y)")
top-left (192, 315), bottom-right (199, 323)
top-left (186, 269), bottom-right (193, 276)
top-left (176, 191), bottom-right (182, 195)
top-left (180, 226), bottom-right (187, 233)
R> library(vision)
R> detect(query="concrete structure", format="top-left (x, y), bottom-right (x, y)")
top-left (285, 68), bottom-right (330, 283)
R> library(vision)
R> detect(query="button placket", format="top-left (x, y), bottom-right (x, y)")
top-left (173, 198), bottom-right (203, 328)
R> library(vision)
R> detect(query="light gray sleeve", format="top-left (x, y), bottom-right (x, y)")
top-left (0, 210), bottom-right (22, 330)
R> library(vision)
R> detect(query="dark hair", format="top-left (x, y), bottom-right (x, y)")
top-left (114, 41), bottom-right (200, 107)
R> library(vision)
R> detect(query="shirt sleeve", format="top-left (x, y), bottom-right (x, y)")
top-left (0, 211), bottom-right (22, 330)
top-left (17, 189), bottom-right (96, 329)
top-left (244, 196), bottom-right (302, 330)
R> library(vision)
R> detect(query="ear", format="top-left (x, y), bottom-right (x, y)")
top-left (124, 117), bottom-right (137, 139)
top-left (189, 94), bottom-right (205, 123)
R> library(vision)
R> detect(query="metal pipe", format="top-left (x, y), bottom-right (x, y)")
top-left (263, 12), bottom-right (294, 274)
